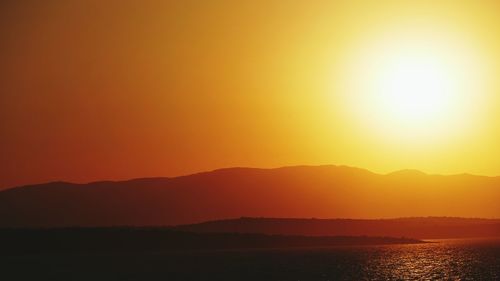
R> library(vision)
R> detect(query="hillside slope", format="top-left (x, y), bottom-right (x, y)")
top-left (0, 165), bottom-right (498, 227)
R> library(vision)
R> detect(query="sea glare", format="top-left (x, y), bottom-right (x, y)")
top-left (2, 238), bottom-right (499, 280)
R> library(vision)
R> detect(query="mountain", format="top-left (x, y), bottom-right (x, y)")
top-left (177, 217), bottom-right (500, 239)
top-left (0, 165), bottom-right (499, 227)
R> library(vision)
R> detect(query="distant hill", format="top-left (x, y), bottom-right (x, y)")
top-left (177, 217), bottom-right (500, 239)
top-left (0, 165), bottom-right (498, 227)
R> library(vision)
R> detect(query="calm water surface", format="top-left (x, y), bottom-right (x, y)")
top-left (2, 238), bottom-right (499, 280)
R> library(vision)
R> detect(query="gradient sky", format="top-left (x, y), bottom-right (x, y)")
top-left (2, 0), bottom-right (500, 188)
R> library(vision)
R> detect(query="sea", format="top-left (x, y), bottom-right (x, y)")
top-left (1, 238), bottom-right (499, 280)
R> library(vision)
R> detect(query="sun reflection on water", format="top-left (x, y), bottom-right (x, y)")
top-left (364, 239), bottom-right (499, 280)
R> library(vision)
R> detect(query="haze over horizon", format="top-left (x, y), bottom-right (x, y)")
top-left (3, 1), bottom-right (500, 188)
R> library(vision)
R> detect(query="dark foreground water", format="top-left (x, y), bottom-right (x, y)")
top-left (1, 238), bottom-right (499, 280)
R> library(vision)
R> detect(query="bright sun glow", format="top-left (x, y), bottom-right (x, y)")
top-left (341, 28), bottom-right (489, 146)
top-left (375, 54), bottom-right (455, 125)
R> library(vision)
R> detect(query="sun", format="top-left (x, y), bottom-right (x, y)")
top-left (340, 29), bottom-right (489, 146)
top-left (374, 52), bottom-right (456, 126)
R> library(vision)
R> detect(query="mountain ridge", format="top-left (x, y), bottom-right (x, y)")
top-left (5, 164), bottom-right (500, 191)
top-left (0, 165), bottom-right (499, 227)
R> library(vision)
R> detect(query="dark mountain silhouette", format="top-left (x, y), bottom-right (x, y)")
top-left (177, 217), bottom-right (500, 239)
top-left (0, 165), bottom-right (498, 228)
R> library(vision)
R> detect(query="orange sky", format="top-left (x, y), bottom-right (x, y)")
top-left (2, 0), bottom-right (500, 188)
